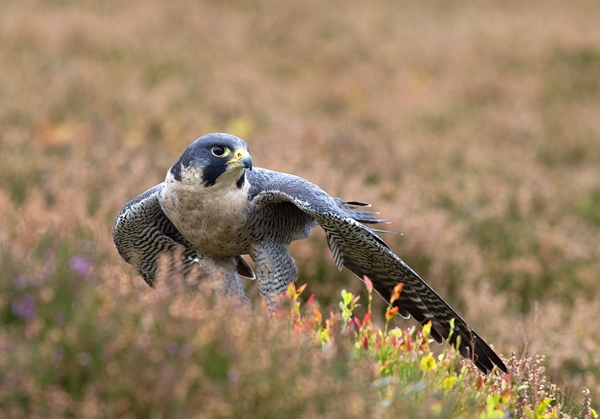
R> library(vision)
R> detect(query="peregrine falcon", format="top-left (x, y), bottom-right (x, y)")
top-left (113, 133), bottom-right (507, 374)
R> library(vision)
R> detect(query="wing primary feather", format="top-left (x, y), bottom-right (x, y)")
top-left (342, 200), bottom-right (372, 207)
top-left (325, 230), bottom-right (345, 271)
top-left (368, 228), bottom-right (403, 235)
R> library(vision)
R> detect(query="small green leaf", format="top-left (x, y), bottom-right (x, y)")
top-left (524, 406), bottom-right (535, 419)
top-left (536, 398), bottom-right (551, 416)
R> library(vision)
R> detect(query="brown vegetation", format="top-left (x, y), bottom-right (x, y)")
top-left (1, 0), bottom-right (599, 413)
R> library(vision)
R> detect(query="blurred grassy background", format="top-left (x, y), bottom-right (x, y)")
top-left (1, 0), bottom-right (599, 410)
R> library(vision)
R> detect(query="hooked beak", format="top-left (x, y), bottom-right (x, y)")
top-left (227, 149), bottom-right (253, 170)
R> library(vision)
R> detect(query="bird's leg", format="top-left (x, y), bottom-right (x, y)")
top-left (223, 270), bottom-right (250, 305)
top-left (250, 243), bottom-right (297, 308)
top-left (202, 258), bottom-right (249, 304)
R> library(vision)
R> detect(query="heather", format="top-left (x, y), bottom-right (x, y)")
top-left (1, 0), bottom-right (599, 416)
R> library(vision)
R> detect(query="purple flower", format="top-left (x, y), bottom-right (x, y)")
top-left (11, 294), bottom-right (36, 322)
top-left (69, 257), bottom-right (93, 278)
top-left (4, 372), bottom-right (20, 387)
top-left (165, 341), bottom-right (179, 355)
top-left (12, 275), bottom-right (29, 289)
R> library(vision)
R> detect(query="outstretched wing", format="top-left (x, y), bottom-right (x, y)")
top-left (112, 184), bottom-right (255, 285)
top-left (249, 170), bottom-right (507, 374)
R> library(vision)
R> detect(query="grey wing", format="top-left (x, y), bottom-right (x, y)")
top-left (249, 170), bottom-right (507, 374)
top-left (112, 184), bottom-right (255, 285)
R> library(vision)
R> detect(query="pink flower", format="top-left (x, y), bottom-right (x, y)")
top-left (12, 294), bottom-right (36, 322)
top-left (69, 257), bottom-right (93, 278)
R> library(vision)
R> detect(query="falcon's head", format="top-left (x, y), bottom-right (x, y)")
top-left (168, 133), bottom-right (253, 188)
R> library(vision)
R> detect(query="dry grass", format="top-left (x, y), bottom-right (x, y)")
top-left (1, 0), bottom-right (599, 413)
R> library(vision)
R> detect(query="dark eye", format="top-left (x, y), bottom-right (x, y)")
top-left (211, 146), bottom-right (226, 156)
